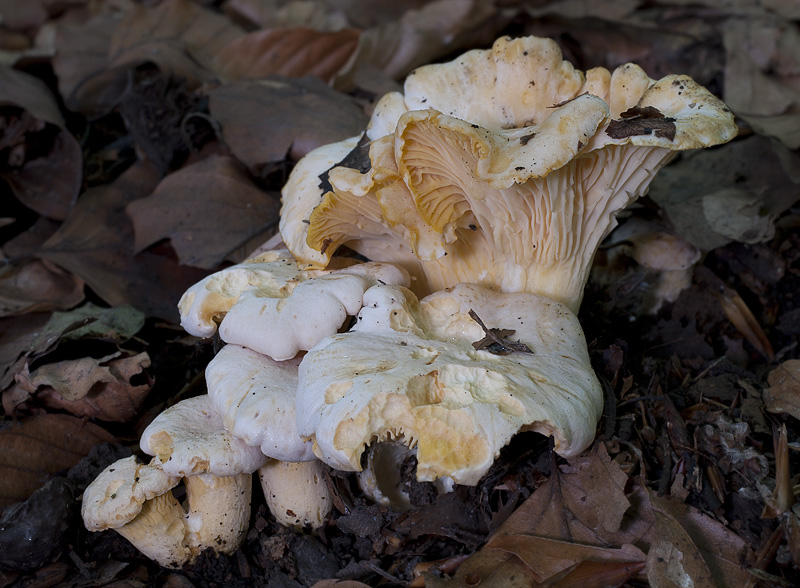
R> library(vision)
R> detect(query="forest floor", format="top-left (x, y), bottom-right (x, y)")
top-left (1, 1), bottom-right (799, 587)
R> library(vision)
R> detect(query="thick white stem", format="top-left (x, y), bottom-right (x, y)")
top-left (258, 460), bottom-right (332, 529)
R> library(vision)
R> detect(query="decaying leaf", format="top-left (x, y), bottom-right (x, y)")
top-left (0, 67), bottom-right (82, 220)
top-left (647, 136), bottom-right (800, 252)
top-left (33, 302), bottom-right (145, 344)
top-left (5, 351), bottom-right (151, 421)
top-left (208, 76), bottom-right (368, 169)
top-left (126, 156), bottom-right (281, 269)
top-left (764, 360), bottom-right (800, 421)
top-left (214, 27), bottom-right (360, 83)
top-left (0, 259), bottom-right (84, 318)
top-left (0, 414), bottom-right (115, 509)
top-left (36, 162), bottom-right (210, 321)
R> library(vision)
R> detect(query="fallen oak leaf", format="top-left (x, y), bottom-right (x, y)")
top-left (488, 535), bottom-right (646, 584)
top-left (469, 309), bottom-right (533, 355)
top-left (208, 76), bottom-right (368, 169)
top-left (0, 67), bottom-right (82, 220)
top-left (126, 155), bottom-right (280, 270)
top-left (214, 27), bottom-right (360, 83)
top-left (0, 413), bottom-right (115, 509)
top-left (36, 161), bottom-right (210, 321)
top-left (0, 259), bottom-right (84, 318)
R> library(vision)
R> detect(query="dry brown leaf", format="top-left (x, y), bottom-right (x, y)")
top-left (223, 0), bottom-right (349, 31)
top-left (36, 161), bottom-right (210, 321)
top-left (723, 17), bottom-right (800, 149)
top-left (0, 413), bottom-right (115, 509)
top-left (648, 136), bottom-right (800, 252)
top-left (334, 0), bottom-right (504, 91)
top-left (5, 352), bottom-right (151, 421)
top-left (488, 535), bottom-right (645, 583)
top-left (0, 0), bottom-right (48, 32)
top-left (0, 259), bottom-right (84, 317)
top-left (434, 444), bottom-right (641, 587)
top-left (310, 582), bottom-right (373, 588)
top-left (0, 67), bottom-right (82, 220)
top-left (645, 492), bottom-right (753, 588)
top-left (0, 313), bottom-right (51, 390)
top-left (51, 13), bottom-right (120, 115)
top-left (716, 287), bottom-right (774, 361)
top-left (764, 360), bottom-right (800, 421)
top-left (108, 0), bottom-right (243, 82)
top-left (214, 27), bottom-right (359, 83)
top-left (126, 156), bottom-right (280, 269)
top-left (208, 76), bottom-right (368, 168)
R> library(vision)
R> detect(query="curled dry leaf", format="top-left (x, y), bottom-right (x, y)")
top-left (223, 0), bottom-right (349, 31)
top-left (5, 351), bottom-right (152, 421)
top-left (126, 156), bottom-right (280, 270)
top-left (764, 360), bottom-right (800, 421)
top-left (0, 66), bottom-right (81, 220)
top-left (208, 76), bottom-right (368, 168)
top-left (36, 162), bottom-right (210, 321)
top-left (214, 27), bottom-right (360, 83)
top-left (0, 259), bottom-right (84, 318)
top-left (0, 413), bottom-right (115, 509)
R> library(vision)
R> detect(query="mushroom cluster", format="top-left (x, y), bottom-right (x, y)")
top-left (82, 35), bottom-right (736, 566)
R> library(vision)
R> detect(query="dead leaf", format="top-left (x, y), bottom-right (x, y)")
top-left (716, 287), bottom-right (774, 361)
top-left (648, 136), bottom-right (800, 252)
top-left (108, 0), bottom-right (243, 83)
top-left (126, 156), bottom-right (280, 269)
top-left (310, 582), bottom-right (373, 588)
top-left (0, 413), bottom-right (115, 509)
top-left (0, 67), bottom-right (82, 220)
top-left (36, 303), bottom-right (145, 344)
top-left (0, 258), bottom-right (84, 317)
top-left (723, 17), bottom-right (800, 149)
top-left (224, 0), bottom-right (349, 31)
top-left (6, 352), bottom-right (152, 421)
top-left (36, 161), bottom-right (210, 321)
top-left (334, 0), bottom-right (505, 91)
top-left (488, 535), bottom-right (645, 583)
top-left (214, 27), bottom-right (360, 83)
top-left (644, 492), bottom-right (754, 588)
top-left (764, 360), bottom-right (800, 420)
top-left (0, 0), bottom-right (47, 32)
top-left (0, 313), bottom-right (51, 390)
top-left (208, 76), bottom-right (368, 169)
top-left (51, 12), bottom-right (120, 115)
top-left (437, 444), bottom-right (641, 587)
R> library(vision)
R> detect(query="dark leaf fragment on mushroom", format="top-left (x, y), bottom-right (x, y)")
top-left (469, 309), bottom-right (533, 355)
top-left (606, 106), bottom-right (677, 141)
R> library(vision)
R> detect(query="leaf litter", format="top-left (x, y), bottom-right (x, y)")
top-left (0, 0), bottom-right (800, 587)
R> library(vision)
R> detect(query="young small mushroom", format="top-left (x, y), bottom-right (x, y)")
top-left (297, 283), bottom-right (602, 486)
top-left (138, 395), bottom-right (268, 561)
top-left (178, 248), bottom-right (408, 360)
top-left (81, 456), bottom-right (188, 568)
top-left (204, 344), bottom-right (333, 529)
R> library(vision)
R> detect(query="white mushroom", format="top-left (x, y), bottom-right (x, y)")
top-left (204, 344), bottom-right (332, 529)
top-left (81, 456), bottom-right (188, 568)
top-left (297, 283), bottom-right (601, 486)
top-left (178, 248), bottom-right (408, 360)
top-left (135, 395), bottom-right (269, 563)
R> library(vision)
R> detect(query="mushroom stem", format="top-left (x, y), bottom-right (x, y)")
top-left (115, 491), bottom-right (190, 567)
top-left (258, 460), bottom-right (332, 529)
top-left (184, 472), bottom-right (252, 556)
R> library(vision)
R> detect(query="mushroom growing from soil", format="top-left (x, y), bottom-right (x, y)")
top-left (205, 344), bottom-right (332, 528)
top-left (281, 35), bottom-right (736, 312)
top-left (278, 34), bottom-right (736, 495)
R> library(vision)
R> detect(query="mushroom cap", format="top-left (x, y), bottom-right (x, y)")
top-left (140, 395), bottom-right (268, 477)
top-left (280, 35), bottom-right (735, 309)
top-left (205, 344), bottom-right (315, 462)
top-left (296, 282), bottom-right (602, 485)
top-left (82, 455), bottom-right (180, 531)
top-left (178, 248), bottom-right (408, 360)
